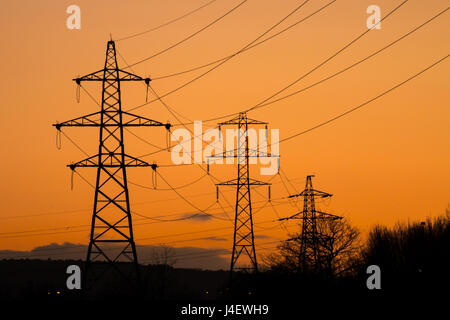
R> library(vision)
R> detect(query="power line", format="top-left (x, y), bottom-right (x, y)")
top-left (0, 217), bottom-right (286, 259)
top-left (244, 0), bottom-right (409, 113)
top-left (115, 0), bottom-right (220, 42)
top-left (128, 172), bottom-right (208, 191)
top-left (49, 38), bottom-right (447, 250)
top-left (126, 0), bottom-right (407, 118)
top-left (131, 200), bottom-right (218, 222)
top-left (145, 0), bottom-right (413, 128)
top-left (0, 197), bottom-right (292, 240)
top-left (125, 0), bottom-right (313, 112)
top-left (214, 54), bottom-right (449, 156)
top-left (192, 3), bottom-right (450, 142)
top-left (125, 0), bottom-right (249, 68)
top-left (155, 170), bottom-right (230, 221)
top-left (151, 0), bottom-right (337, 81)
top-left (275, 54), bottom-right (449, 145)
top-left (248, 4), bottom-right (450, 112)
top-left (130, 0), bottom-right (432, 159)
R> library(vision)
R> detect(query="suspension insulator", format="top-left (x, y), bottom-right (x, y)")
top-left (56, 126), bottom-right (62, 150)
top-left (76, 84), bottom-right (81, 103)
top-left (151, 163), bottom-right (157, 189)
top-left (166, 127), bottom-right (171, 152)
top-left (70, 169), bottom-right (74, 191)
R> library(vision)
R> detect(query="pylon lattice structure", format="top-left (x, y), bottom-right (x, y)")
top-left (211, 112), bottom-right (276, 275)
top-left (54, 40), bottom-right (170, 292)
top-left (280, 175), bottom-right (342, 273)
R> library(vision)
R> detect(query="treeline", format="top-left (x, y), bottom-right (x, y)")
top-left (360, 213), bottom-right (449, 291)
top-left (252, 210), bottom-right (450, 301)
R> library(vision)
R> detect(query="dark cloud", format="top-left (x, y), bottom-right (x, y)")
top-left (0, 243), bottom-right (230, 270)
top-left (181, 213), bottom-right (213, 222)
top-left (255, 234), bottom-right (272, 239)
top-left (202, 236), bottom-right (227, 241)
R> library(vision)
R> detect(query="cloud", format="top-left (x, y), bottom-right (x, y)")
top-left (255, 234), bottom-right (272, 239)
top-left (0, 242), bottom-right (230, 270)
top-left (202, 236), bottom-right (227, 241)
top-left (181, 213), bottom-right (213, 222)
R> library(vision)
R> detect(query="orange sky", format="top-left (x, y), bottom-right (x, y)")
top-left (0, 0), bottom-right (449, 264)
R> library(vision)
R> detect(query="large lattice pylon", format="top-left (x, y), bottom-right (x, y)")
top-left (280, 175), bottom-right (342, 273)
top-left (54, 40), bottom-right (170, 293)
top-left (211, 112), bottom-right (276, 275)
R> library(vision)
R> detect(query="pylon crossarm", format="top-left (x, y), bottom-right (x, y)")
top-left (68, 154), bottom-right (98, 168)
top-left (248, 149), bottom-right (278, 158)
top-left (216, 178), bottom-right (270, 186)
top-left (122, 111), bottom-right (169, 127)
top-left (123, 154), bottom-right (152, 167)
top-left (279, 212), bottom-right (302, 221)
top-left (216, 178), bottom-right (239, 186)
top-left (67, 153), bottom-right (152, 168)
top-left (218, 114), bottom-right (267, 126)
top-left (73, 69), bottom-right (104, 82)
top-left (289, 189), bottom-right (332, 198)
top-left (54, 111), bottom-right (101, 128)
top-left (73, 69), bottom-right (149, 82)
top-left (210, 148), bottom-right (278, 159)
top-left (248, 178), bottom-right (271, 185)
top-left (316, 210), bottom-right (342, 220)
top-left (54, 111), bottom-right (169, 128)
top-left (208, 149), bottom-right (236, 159)
top-left (117, 69), bottom-right (149, 82)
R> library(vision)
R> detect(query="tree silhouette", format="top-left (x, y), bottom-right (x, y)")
top-left (264, 218), bottom-right (361, 278)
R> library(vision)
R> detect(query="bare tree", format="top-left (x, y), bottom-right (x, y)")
top-left (150, 244), bottom-right (177, 267)
top-left (149, 244), bottom-right (177, 299)
top-left (263, 218), bottom-right (361, 277)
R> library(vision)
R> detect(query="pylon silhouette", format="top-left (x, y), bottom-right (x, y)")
top-left (211, 112), bottom-right (276, 277)
top-left (280, 175), bottom-right (341, 273)
top-left (54, 40), bottom-right (170, 293)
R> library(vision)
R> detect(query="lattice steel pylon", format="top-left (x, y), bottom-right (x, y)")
top-left (53, 40), bottom-right (170, 293)
top-left (211, 112), bottom-right (276, 276)
top-left (280, 175), bottom-right (342, 273)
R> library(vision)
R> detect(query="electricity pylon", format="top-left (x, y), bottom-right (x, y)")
top-left (280, 175), bottom-right (341, 273)
top-left (53, 40), bottom-right (170, 293)
top-left (211, 112), bottom-right (276, 276)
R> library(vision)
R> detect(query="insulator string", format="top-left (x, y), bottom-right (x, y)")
top-left (76, 84), bottom-right (81, 103)
top-left (151, 164), bottom-right (158, 189)
top-left (56, 127), bottom-right (62, 150)
top-left (70, 169), bottom-right (74, 191)
top-left (166, 128), bottom-right (172, 152)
